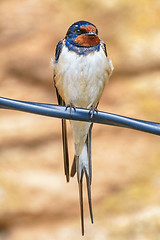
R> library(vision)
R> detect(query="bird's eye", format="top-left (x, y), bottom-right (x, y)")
top-left (75, 29), bottom-right (87, 35)
top-left (76, 29), bottom-right (81, 34)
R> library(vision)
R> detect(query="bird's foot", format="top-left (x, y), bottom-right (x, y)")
top-left (65, 103), bottom-right (76, 117)
top-left (89, 106), bottom-right (98, 118)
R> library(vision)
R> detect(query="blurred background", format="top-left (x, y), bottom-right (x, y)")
top-left (0, 0), bottom-right (160, 239)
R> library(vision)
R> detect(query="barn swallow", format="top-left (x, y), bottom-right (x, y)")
top-left (53, 20), bottom-right (113, 235)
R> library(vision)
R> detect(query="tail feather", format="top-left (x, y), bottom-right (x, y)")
top-left (84, 168), bottom-right (93, 224)
top-left (85, 124), bottom-right (93, 223)
top-left (79, 173), bottom-right (84, 236)
top-left (70, 156), bottom-right (76, 177)
top-left (76, 138), bottom-right (93, 235)
top-left (71, 124), bottom-right (93, 179)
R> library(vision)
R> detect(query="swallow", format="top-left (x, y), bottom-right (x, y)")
top-left (53, 20), bottom-right (113, 235)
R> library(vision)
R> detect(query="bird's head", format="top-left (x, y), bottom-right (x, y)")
top-left (65, 21), bottom-right (100, 47)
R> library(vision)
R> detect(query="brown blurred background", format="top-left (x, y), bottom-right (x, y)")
top-left (0, 0), bottom-right (160, 239)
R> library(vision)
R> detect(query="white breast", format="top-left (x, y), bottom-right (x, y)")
top-left (54, 44), bottom-right (113, 108)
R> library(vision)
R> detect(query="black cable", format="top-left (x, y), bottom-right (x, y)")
top-left (0, 96), bottom-right (159, 136)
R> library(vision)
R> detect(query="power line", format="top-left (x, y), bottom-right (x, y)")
top-left (0, 96), bottom-right (159, 136)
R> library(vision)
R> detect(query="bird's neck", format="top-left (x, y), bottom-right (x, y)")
top-left (65, 39), bottom-right (100, 56)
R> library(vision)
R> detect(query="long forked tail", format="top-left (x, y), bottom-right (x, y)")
top-left (75, 125), bottom-right (93, 235)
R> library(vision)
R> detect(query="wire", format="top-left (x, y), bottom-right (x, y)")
top-left (0, 96), bottom-right (160, 136)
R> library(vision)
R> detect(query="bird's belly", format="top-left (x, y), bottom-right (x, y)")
top-left (55, 46), bottom-right (109, 108)
top-left (65, 74), bottom-right (103, 108)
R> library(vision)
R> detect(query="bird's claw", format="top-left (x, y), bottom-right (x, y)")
top-left (65, 103), bottom-right (76, 117)
top-left (89, 106), bottom-right (98, 118)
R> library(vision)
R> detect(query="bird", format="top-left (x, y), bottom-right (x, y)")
top-left (52, 20), bottom-right (113, 235)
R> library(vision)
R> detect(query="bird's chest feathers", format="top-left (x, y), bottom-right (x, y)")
top-left (55, 46), bottom-right (108, 108)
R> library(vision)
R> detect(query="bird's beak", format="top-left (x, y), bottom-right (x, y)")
top-left (85, 31), bottom-right (97, 36)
